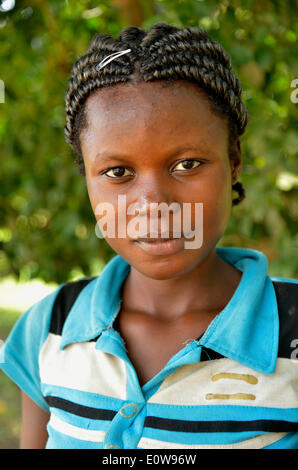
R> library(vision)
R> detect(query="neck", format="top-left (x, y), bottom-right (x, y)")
top-left (120, 248), bottom-right (242, 322)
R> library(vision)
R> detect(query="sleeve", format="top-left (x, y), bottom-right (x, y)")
top-left (0, 284), bottom-right (65, 412)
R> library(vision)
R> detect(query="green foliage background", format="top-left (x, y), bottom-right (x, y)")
top-left (0, 0), bottom-right (297, 284)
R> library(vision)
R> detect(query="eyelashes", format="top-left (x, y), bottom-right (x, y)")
top-left (102, 159), bottom-right (203, 179)
top-left (104, 167), bottom-right (133, 178)
top-left (173, 159), bottom-right (201, 171)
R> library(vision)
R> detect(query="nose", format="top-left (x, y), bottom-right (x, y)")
top-left (132, 173), bottom-right (174, 215)
top-left (125, 173), bottom-right (182, 239)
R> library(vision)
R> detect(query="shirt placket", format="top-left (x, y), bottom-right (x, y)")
top-left (95, 330), bottom-right (203, 449)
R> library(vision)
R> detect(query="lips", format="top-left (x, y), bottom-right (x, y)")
top-left (136, 237), bottom-right (181, 242)
top-left (132, 232), bottom-right (183, 242)
top-left (133, 235), bottom-right (185, 256)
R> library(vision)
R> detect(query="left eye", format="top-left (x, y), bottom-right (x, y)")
top-left (104, 167), bottom-right (133, 178)
top-left (172, 159), bottom-right (201, 171)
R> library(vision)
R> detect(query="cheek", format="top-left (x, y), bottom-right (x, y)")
top-left (185, 164), bottom-right (232, 238)
top-left (85, 177), bottom-right (119, 223)
top-left (85, 176), bottom-right (98, 213)
top-left (201, 170), bottom-right (232, 235)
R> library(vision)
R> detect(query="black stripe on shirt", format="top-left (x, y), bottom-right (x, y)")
top-left (144, 416), bottom-right (298, 433)
top-left (50, 278), bottom-right (96, 335)
top-left (44, 396), bottom-right (116, 420)
top-left (273, 281), bottom-right (298, 359)
top-left (200, 347), bottom-right (225, 361)
top-left (44, 396), bottom-right (298, 433)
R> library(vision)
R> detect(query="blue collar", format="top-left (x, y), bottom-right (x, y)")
top-left (59, 247), bottom-right (279, 374)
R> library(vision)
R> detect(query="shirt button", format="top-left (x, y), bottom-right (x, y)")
top-left (105, 444), bottom-right (121, 449)
top-left (120, 402), bottom-right (139, 418)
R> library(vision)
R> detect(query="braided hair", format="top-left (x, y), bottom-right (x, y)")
top-left (65, 22), bottom-right (249, 206)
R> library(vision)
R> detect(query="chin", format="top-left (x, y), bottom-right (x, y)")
top-left (122, 246), bottom-right (205, 281)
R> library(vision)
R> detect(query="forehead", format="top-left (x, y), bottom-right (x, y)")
top-left (81, 80), bottom-right (228, 150)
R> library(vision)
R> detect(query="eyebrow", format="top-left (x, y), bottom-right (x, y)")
top-left (95, 145), bottom-right (203, 163)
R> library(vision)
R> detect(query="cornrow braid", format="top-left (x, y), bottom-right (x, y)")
top-left (65, 22), bottom-right (249, 206)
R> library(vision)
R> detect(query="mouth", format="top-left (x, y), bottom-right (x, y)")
top-left (132, 232), bottom-right (183, 242)
top-left (133, 235), bottom-right (185, 256)
top-left (135, 237), bottom-right (181, 242)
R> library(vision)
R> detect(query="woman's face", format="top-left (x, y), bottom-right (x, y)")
top-left (80, 81), bottom-right (241, 280)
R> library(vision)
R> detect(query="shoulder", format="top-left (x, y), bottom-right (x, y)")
top-left (270, 277), bottom-right (298, 359)
top-left (49, 276), bottom-right (96, 336)
top-left (2, 276), bottom-right (96, 354)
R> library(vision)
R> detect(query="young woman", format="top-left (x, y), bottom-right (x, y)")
top-left (1, 22), bottom-right (297, 449)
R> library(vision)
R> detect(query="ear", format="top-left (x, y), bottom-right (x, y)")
top-left (230, 139), bottom-right (242, 185)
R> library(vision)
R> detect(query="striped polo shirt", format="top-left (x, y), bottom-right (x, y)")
top-left (0, 247), bottom-right (298, 449)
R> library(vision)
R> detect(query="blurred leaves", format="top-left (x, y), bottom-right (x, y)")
top-left (0, 306), bottom-right (22, 448)
top-left (0, 0), bottom-right (297, 282)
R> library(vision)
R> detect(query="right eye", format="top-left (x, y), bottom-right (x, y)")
top-left (103, 167), bottom-right (133, 178)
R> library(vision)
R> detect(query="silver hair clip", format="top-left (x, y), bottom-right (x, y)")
top-left (96, 48), bottom-right (131, 71)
